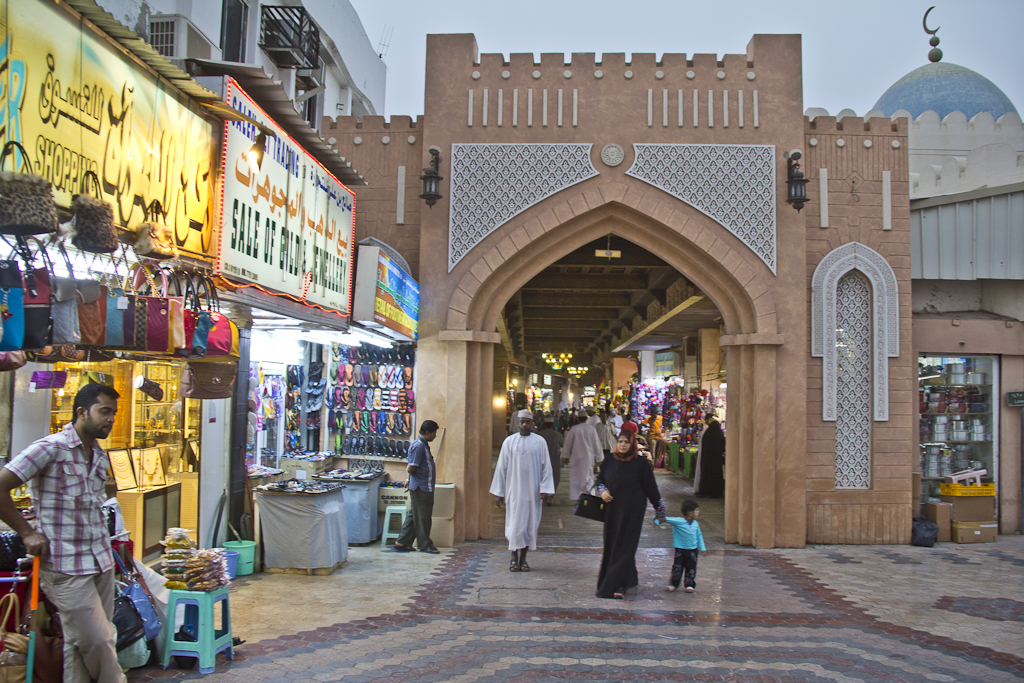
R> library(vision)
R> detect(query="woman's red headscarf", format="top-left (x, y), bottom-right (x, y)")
top-left (612, 431), bottom-right (640, 462)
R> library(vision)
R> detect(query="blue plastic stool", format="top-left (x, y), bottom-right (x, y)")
top-left (161, 586), bottom-right (233, 674)
top-left (381, 505), bottom-right (408, 546)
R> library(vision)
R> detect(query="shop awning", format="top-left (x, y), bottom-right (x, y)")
top-left (61, 0), bottom-right (222, 104)
top-left (186, 59), bottom-right (367, 188)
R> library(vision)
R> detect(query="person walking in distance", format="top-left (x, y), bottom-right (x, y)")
top-left (0, 383), bottom-right (126, 683)
top-left (662, 499), bottom-right (707, 593)
top-left (594, 410), bottom-right (617, 462)
top-left (563, 410), bottom-right (604, 502)
top-left (534, 414), bottom-right (564, 505)
top-left (393, 420), bottom-right (441, 554)
top-left (490, 410), bottom-right (555, 572)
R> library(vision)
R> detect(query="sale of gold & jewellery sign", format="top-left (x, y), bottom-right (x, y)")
top-left (218, 78), bottom-right (355, 315)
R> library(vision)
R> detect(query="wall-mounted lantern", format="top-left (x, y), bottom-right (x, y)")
top-left (419, 147), bottom-right (444, 208)
top-left (784, 150), bottom-right (809, 212)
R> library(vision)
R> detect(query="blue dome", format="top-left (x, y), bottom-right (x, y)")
top-left (874, 62), bottom-right (1018, 120)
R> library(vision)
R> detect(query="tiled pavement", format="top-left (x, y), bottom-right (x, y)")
top-left (129, 471), bottom-right (1024, 681)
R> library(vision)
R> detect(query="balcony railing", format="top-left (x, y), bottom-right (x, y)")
top-left (259, 5), bottom-right (319, 69)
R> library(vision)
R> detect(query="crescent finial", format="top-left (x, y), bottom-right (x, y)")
top-left (923, 6), bottom-right (940, 36)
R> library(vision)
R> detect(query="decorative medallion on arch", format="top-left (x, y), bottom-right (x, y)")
top-left (625, 144), bottom-right (777, 273)
top-left (811, 242), bottom-right (899, 423)
top-left (447, 144), bottom-right (599, 271)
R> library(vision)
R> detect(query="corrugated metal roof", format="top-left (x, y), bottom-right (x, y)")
top-left (187, 59), bottom-right (366, 187)
top-left (911, 188), bottom-right (1024, 280)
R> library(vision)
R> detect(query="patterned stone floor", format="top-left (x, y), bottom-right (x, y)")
top-left (129, 471), bottom-right (1024, 681)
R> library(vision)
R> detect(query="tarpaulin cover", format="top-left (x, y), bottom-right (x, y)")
top-left (339, 475), bottom-right (384, 543)
top-left (255, 488), bottom-right (349, 569)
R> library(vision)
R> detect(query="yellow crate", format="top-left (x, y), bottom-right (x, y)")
top-left (940, 482), bottom-right (996, 497)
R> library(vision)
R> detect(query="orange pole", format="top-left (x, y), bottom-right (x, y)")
top-left (30, 556), bottom-right (39, 610)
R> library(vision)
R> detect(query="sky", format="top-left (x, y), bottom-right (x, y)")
top-left (347, 0), bottom-right (1024, 120)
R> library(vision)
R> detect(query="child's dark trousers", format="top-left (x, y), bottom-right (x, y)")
top-left (670, 547), bottom-right (699, 589)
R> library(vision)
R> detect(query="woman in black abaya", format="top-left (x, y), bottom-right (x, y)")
top-left (595, 432), bottom-right (666, 599)
top-left (697, 415), bottom-right (726, 499)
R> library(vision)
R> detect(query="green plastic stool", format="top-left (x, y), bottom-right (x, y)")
top-left (381, 505), bottom-right (408, 546)
top-left (161, 586), bottom-right (233, 674)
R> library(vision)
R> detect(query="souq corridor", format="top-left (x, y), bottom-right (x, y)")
top-left (128, 470), bottom-right (1024, 682)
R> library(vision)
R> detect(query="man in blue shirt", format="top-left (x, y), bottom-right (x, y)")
top-left (394, 420), bottom-right (440, 553)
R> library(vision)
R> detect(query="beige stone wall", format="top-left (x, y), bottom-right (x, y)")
top-left (802, 115), bottom-right (915, 543)
top-left (320, 116), bottom-right (424, 279)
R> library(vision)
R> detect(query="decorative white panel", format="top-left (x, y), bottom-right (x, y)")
top-left (625, 144), bottom-right (777, 273)
top-left (834, 270), bottom-right (872, 489)
top-left (448, 144), bottom-right (599, 271)
top-left (811, 242), bottom-right (900, 422)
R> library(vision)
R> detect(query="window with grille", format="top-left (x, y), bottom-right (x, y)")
top-left (834, 270), bottom-right (872, 489)
top-left (150, 20), bottom-right (176, 57)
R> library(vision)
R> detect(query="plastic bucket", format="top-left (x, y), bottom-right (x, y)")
top-left (223, 540), bottom-right (256, 576)
top-left (220, 550), bottom-right (240, 579)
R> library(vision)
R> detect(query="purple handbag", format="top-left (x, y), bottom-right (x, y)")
top-left (30, 370), bottom-right (67, 389)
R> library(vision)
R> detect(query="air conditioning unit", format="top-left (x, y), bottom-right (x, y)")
top-left (149, 15), bottom-right (216, 71)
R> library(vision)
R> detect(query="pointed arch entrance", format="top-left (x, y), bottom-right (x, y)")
top-left (419, 180), bottom-right (808, 550)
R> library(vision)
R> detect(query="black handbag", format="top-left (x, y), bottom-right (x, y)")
top-left (0, 531), bottom-right (26, 572)
top-left (112, 595), bottom-right (145, 651)
top-left (573, 490), bottom-right (606, 523)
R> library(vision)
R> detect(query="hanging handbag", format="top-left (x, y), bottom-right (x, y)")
top-left (133, 200), bottom-right (177, 260)
top-left (28, 370), bottom-right (66, 390)
top-left (0, 258), bottom-right (24, 351)
top-left (131, 264), bottom-right (177, 354)
top-left (103, 249), bottom-right (133, 350)
top-left (0, 594), bottom-right (28, 681)
top-left (111, 552), bottom-right (161, 641)
top-left (189, 275), bottom-right (238, 360)
top-left (180, 361), bottom-right (236, 399)
top-left (111, 593), bottom-right (145, 651)
top-left (573, 487), bottom-right (607, 523)
top-left (17, 239), bottom-right (53, 350)
top-left (0, 352), bottom-right (26, 372)
top-left (50, 245), bottom-right (102, 346)
top-left (0, 141), bottom-right (57, 237)
top-left (26, 600), bottom-right (62, 683)
top-left (69, 171), bottom-right (118, 253)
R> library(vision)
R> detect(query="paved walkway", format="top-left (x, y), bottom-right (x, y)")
top-left (130, 470), bottom-right (1024, 681)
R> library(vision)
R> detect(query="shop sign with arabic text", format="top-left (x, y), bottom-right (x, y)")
top-left (0, 0), bottom-right (218, 259)
top-left (219, 79), bottom-right (354, 315)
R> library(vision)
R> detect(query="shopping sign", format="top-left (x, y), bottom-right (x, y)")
top-left (218, 79), bottom-right (355, 315)
top-left (1008, 391), bottom-right (1024, 408)
top-left (352, 245), bottom-right (419, 340)
top-left (0, 0), bottom-right (218, 258)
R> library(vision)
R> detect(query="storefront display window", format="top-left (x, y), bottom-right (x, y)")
top-left (918, 355), bottom-right (999, 504)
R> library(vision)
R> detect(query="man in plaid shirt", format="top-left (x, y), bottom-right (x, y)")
top-left (0, 383), bottom-right (124, 683)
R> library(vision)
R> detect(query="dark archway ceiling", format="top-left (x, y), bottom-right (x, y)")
top-left (501, 235), bottom-right (722, 370)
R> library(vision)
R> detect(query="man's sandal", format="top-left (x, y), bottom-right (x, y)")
top-left (518, 560), bottom-right (530, 572)
top-left (509, 559), bottom-right (520, 572)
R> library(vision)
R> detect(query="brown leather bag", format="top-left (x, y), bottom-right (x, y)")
top-left (181, 361), bottom-right (236, 399)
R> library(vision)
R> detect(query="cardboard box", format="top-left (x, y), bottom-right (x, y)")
top-left (433, 483), bottom-right (456, 519)
top-left (951, 521), bottom-right (998, 544)
top-left (431, 516), bottom-right (454, 548)
top-left (940, 495), bottom-right (995, 522)
top-left (378, 487), bottom-right (411, 512)
top-left (924, 502), bottom-right (952, 543)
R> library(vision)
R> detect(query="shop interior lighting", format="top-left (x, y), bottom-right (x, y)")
top-left (346, 327), bottom-right (394, 348)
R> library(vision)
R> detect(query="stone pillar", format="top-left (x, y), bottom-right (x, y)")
top-left (418, 332), bottom-right (500, 543)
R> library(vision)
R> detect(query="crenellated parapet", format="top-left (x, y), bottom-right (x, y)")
top-left (804, 107), bottom-right (1024, 198)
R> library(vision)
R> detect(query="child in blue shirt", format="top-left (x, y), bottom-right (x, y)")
top-left (662, 499), bottom-right (706, 593)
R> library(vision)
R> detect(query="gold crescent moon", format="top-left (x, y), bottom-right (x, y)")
top-left (923, 6), bottom-right (940, 36)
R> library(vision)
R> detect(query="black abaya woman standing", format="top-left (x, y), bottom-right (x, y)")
top-left (595, 432), bottom-right (666, 599)
top-left (697, 414), bottom-right (726, 498)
